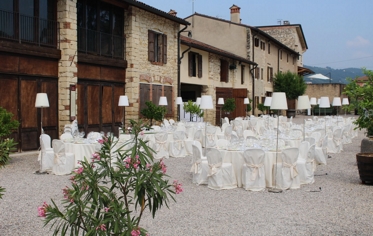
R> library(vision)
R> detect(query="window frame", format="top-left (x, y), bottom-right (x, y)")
top-left (241, 65), bottom-right (245, 84)
top-left (148, 30), bottom-right (167, 65)
top-left (188, 51), bottom-right (202, 78)
top-left (220, 59), bottom-right (229, 82)
top-left (267, 67), bottom-right (273, 83)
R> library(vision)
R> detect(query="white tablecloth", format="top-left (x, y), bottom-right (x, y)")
top-left (65, 142), bottom-right (97, 167)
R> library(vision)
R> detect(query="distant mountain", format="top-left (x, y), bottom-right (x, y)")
top-left (303, 66), bottom-right (365, 84)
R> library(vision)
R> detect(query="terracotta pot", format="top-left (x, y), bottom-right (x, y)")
top-left (356, 153), bottom-right (373, 184)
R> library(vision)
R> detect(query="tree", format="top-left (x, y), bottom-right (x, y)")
top-left (183, 100), bottom-right (203, 121)
top-left (222, 98), bottom-right (236, 113)
top-left (273, 71), bottom-right (307, 100)
top-left (140, 101), bottom-right (167, 126)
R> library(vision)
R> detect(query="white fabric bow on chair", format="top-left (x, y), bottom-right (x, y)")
top-left (245, 163), bottom-right (264, 181)
top-left (283, 161), bottom-right (298, 179)
top-left (208, 162), bottom-right (222, 176)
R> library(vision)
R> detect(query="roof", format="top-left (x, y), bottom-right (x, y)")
top-left (124, 0), bottom-right (190, 25)
top-left (256, 24), bottom-right (308, 50)
top-left (298, 66), bottom-right (314, 76)
top-left (355, 75), bottom-right (369, 82)
top-left (184, 13), bottom-right (300, 56)
top-left (180, 35), bottom-right (257, 65)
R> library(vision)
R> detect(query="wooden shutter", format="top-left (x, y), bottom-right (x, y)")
top-left (148, 30), bottom-right (155, 62)
top-left (139, 84), bottom-right (150, 114)
top-left (220, 60), bottom-right (228, 82)
top-left (188, 51), bottom-right (193, 77)
top-left (241, 65), bottom-right (245, 84)
top-left (164, 86), bottom-right (173, 115)
top-left (197, 54), bottom-right (202, 78)
top-left (162, 34), bottom-right (167, 64)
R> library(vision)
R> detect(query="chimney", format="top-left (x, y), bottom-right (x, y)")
top-left (168, 9), bottom-right (177, 17)
top-left (230, 4), bottom-right (241, 24)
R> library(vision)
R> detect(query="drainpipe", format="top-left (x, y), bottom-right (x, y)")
top-left (251, 33), bottom-right (257, 115)
top-left (177, 25), bottom-right (188, 121)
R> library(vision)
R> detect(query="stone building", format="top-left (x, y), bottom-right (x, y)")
top-left (0, 0), bottom-right (189, 151)
top-left (180, 35), bottom-right (256, 125)
top-left (183, 5), bottom-right (302, 114)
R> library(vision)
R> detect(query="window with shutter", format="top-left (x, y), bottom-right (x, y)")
top-left (197, 54), bottom-right (202, 78)
top-left (261, 68), bottom-right (263, 80)
top-left (268, 44), bottom-right (271, 54)
top-left (220, 59), bottom-right (229, 82)
top-left (241, 65), bottom-right (245, 84)
top-left (254, 38), bottom-right (259, 47)
top-left (188, 52), bottom-right (202, 78)
top-left (255, 67), bottom-right (259, 79)
top-left (148, 30), bottom-right (167, 65)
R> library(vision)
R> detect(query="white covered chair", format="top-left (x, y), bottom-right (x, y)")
top-left (52, 139), bottom-right (75, 175)
top-left (243, 129), bottom-right (256, 140)
top-left (297, 144), bottom-right (316, 185)
top-left (310, 131), bottom-right (322, 147)
top-left (193, 129), bottom-right (204, 147)
top-left (87, 132), bottom-right (103, 144)
top-left (232, 120), bottom-right (244, 138)
top-left (60, 132), bottom-right (74, 143)
top-left (169, 119), bottom-right (175, 125)
top-left (71, 119), bottom-right (79, 138)
top-left (206, 148), bottom-right (237, 190)
top-left (327, 128), bottom-right (343, 153)
top-left (342, 124), bottom-right (352, 144)
top-left (190, 142), bottom-right (209, 185)
top-left (216, 139), bottom-right (229, 150)
top-left (38, 134), bottom-right (54, 172)
top-left (152, 132), bottom-right (169, 160)
top-left (242, 149), bottom-right (266, 191)
top-left (205, 126), bottom-right (217, 148)
top-left (304, 137), bottom-right (316, 146)
top-left (315, 135), bottom-right (328, 165)
top-left (224, 125), bottom-right (233, 141)
top-left (169, 131), bottom-right (187, 158)
top-left (274, 147), bottom-right (300, 190)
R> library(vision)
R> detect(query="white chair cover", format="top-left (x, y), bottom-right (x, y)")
top-left (190, 143), bottom-right (208, 185)
top-left (297, 143), bottom-right (315, 185)
top-left (60, 132), bottom-right (74, 143)
top-left (206, 148), bottom-right (237, 190)
top-left (310, 132), bottom-right (322, 147)
top-left (221, 123), bottom-right (229, 133)
top-left (327, 128), bottom-right (343, 153)
top-left (216, 139), bottom-right (229, 150)
top-left (169, 119), bottom-right (175, 125)
top-left (243, 130), bottom-right (256, 140)
top-left (205, 126), bottom-right (217, 148)
top-left (305, 137), bottom-right (316, 146)
top-left (242, 149), bottom-right (266, 191)
top-left (169, 131), bottom-right (187, 158)
top-left (87, 132), bottom-right (102, 144)
top-left (315, 135), bottom-right (328, 165)
top-left (193, 130), bottom-right (204, 147)
top-left (71, 119), bottom-right (79, 138)
top-left (342, 124), bottom-right (352, 144)
top-left (224, 126), bottom-right (233, 141)
top-left (232, 120), bottom-right (244, 138)
top-left (274, 147), bottom-right (300, 190)
top-left (52, 139), bottom-right (75, 175)
top-left (38, 134), bottom-right (54, 172)
top-left (152, 132), bottom-right (169, 160)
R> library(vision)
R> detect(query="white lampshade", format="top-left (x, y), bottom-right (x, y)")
top-left (264, 97), bottom-right (272, 107)
top-left (35, 93), bottom-right (49, 108)
top-left (244, 98), bottom-right (250, 104)
top-left (310, 97), bottom-right (317, 105)
top-left (159, 96), bottom-right (168, 106)
top-left (200, 95), bottom-right (213, 109)
top-left (218, 98), bottom-right (224, 105)
top-left (196, 97), bottom-right (201, 105)
top-left (332, 97), bottom-right (342, 106)
top-left (319, 97), bottom-right (330, 108)
top-left (118, 95), bottom-right (129, 106)
top-left (270, 92), bottom-right (288, 110)
top-left (297, 95), bottom-right (311, 109)
top-left (176, 97), bottom-right (183, 105)
top-left (342, 98), bottom-right (349, 105)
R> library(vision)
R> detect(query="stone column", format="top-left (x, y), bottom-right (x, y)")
top-left (57, 0), bottom-right (78, 134)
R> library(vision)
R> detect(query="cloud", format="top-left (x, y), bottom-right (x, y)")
top-left (346, 36), bottom-right (370, 48)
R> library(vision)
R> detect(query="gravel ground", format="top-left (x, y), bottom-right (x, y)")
top-left (1, 115), bottom-right (372, 236)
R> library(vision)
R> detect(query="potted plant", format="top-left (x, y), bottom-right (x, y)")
top-left (257, 103), bottom-right (266, 116)
top-left (273, 71), bottom-right (307, 118)
top-left (222, 98), bottom-right (236, 115)
top-left (140, 101), bottom-right (167, 126)
top-left (183, 100), bottom-right (204, 122)
top-left (343, 68), bottom-right (373, 184)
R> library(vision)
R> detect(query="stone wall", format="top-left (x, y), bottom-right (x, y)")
top-left (305, 83), bottom-right (347, 103)
top-left (57, 0), bottom-right (78, 133)
top-left (124, 6), bottom-right (179, 123)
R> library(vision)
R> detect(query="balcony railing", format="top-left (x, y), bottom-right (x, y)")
top-left (78, 27), bottom-right (125, 59)
top-left (0, 10), bottom-right (58, 47)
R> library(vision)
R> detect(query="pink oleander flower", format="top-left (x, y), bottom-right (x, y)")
top-left (98, 139), bottom-right (104, 144)
top-left (96, 224), bottom-right (107, 231)
top-left (92, 152), bottom-right (100, 161)
top-left (75, 167), bottom-right (84, 174)
top-left (140, 131), bottom-right (144, 135)
top-left (104, 207), bottom-right (110, 212)
top-left (173, 180), bottom-right (183, 194)
top-left (37, 202), bottom-right (49, 217)
top-left (160, 159), bottom-right (167, 174)
top-left (131, 229), bottom-right (141, 236)
top-left (146, 163), bottom-right (152, 169)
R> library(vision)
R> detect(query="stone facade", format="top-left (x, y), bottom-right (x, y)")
top-left (305, 83), bottom-right (347, 104)
top-left (124, 6), bottom-right (179, 122)
top-left (57, 0), bottom-right (78, 133)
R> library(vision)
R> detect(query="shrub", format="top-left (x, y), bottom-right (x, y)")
top-left (140, 101), bottom-right (167, 126)
top-left (38, 120), bottom-right (183, 235)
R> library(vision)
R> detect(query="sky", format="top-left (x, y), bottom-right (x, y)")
top-left (141, 0), bottom-right (373, 70)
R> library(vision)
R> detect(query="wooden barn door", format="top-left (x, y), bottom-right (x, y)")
top-left (233, 88), bottom-right (247, 118)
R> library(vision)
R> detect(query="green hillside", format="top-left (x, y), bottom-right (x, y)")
top-left (304, 66), bottom-right (365, 84)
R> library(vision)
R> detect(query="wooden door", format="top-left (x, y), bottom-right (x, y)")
top-left (233, 88), bottom-right (247, 118)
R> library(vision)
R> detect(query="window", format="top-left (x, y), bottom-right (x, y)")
top-left (260, 41), bottom-right (265, 51)
top-left (254, 38), bottom-right (259, 47)
top-left (188, 51), bottom-right (202, 78)
top-left (220, 59), bottom-right (229, 82)
top-left (148, 30), bottom-right (167, 64)
top-left (254, 67), bottom-right (259, 79)
top-left (287, 53), bottom-right (289, 63)
top-left (280, 50), bottom-right (282, 60)
top-left (78, 0), bottom-right (124, 58)
top-left (241, 65), bottom-right (245, 84)
top-left (0, 0), bottom-right (57, 47)
top-left (139, 83), bottom-right (173, 116)
top-left (261, 68), bottom-right (264, 80)
top-left (268, 43), bottom-right (271, 54)
top-left (267, 67), bottom-right (273, 82)
top-left (255, 96), bottom-right (259, 107)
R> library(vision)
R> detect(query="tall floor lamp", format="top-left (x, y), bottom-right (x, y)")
top-left (264, 97), bottom-right (272, 115)
top-left (332, 97), bottom-right (341, 116)
top-left (176, 97), bottom-right (183, 121)
top-left (342, 98), bottom-right (349, 116)
top-left (320, 97), bottom-right (330, 134)
top-left (269, 92), bottom-right (288, 193)
top-left (244, 98), bottom-right (250, 117)
top-left (297, 95), bottom-right (311, 141)
top-left (159, 96), bottom-right (168, 123)
top-left (309, 97), bottom-right (317, 116)
top-left (200, 95), bottom-right (213, 156)
top-left (35, 93), bottom-right (49, 174)
top-left (218, 98), bottom-right (224, 126)
top-left (317, 98), bottom-right (321, 116)
top-left (118, 95), bottom-right (129, 131)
